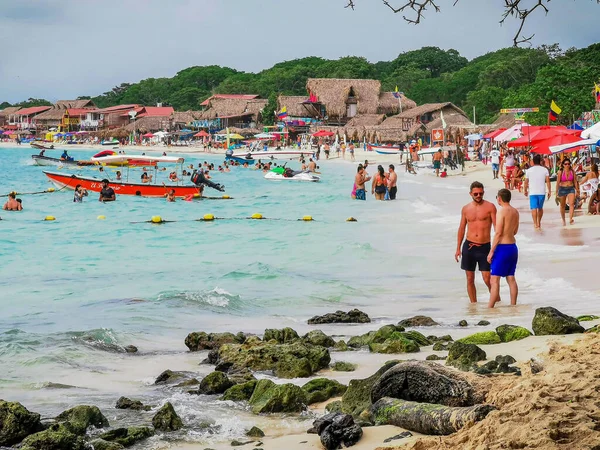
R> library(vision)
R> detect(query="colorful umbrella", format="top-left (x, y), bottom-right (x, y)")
top-left (532, 134), bottom-right (590, 155)
top-left (483, 128), bottom-right (506, 140)
top-left (313, 130), bottom-right (335, 137)
top-left (507, 126), bottom-right (579, 148)
top-left (142, 133), bottom-right (154, 138)
top-left (493, 123), bottom-right (530, 142)
top-left (194, 130), bottom-right (210, 137)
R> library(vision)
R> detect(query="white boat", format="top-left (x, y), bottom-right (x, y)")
top-left (230, 147), bottom-right (314, 162)
top-left (368, 144), bottom-right (402, 155)
top-left (264, 170), bottom-right (320, 182)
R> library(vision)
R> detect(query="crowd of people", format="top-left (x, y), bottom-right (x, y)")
top-left (352, 161), bottom-right (398, 201)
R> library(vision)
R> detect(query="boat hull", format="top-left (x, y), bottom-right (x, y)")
top-left (264, 171), bottom-right (320, 182)
top-left (43, 171), bottom-right (202, 197)
top-left (32, 155), bottom-right (79, 167)
top-left (368, 144), bottom-right (401, 154)
top-left (230, 150), bottom-right (314, 161)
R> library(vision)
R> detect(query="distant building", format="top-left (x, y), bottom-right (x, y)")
top-left (195, 96), bottom-right (267, 130)
top-left (0, 107), bottom-right (21, 129)
top-left (34, 99), bottom-right (97, 130)
top-left (11, 106), bottom-right (52, 130)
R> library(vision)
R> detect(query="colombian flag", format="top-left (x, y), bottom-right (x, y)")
top-left (548, 100), bottom-right (561, 122)
top-left (595, 83), bottom-right (600, 102)
top-left (277, 106), bottom-right (288, 120)
top-left (393, 86), bottom-right (402, 99)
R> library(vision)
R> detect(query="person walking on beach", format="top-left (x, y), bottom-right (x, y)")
top-left (433, 149), bottom-right (443, 177)
top-left (490, 146), bottom-right (500, 179)
top-left (387, 165), bottom-right (398, 200)
top-left (524, 154), bottom-right (551, 230)
top-left (354, 164), bottom-right (371, 201)
top-left (556, 158), bottom-right (580, 226)
top-left (455, 181), bottom-right (497, 303)
top-left (487, 188), bottom-right (519, 308)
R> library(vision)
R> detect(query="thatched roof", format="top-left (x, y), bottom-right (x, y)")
top-left (490, 113), bottom-right (518, 129)
top-left (391, 102), bottom-right (465, 119)
top-left (200, 98), bottom-right (267, 120)
top-left (346, 114), bottom-right (386, 127)
top-left (0, 106), bottom-right (21, 116)
top-left (377, 92), bottom-right (417, 115)
top-left (34, 108), bottom-right (66, 121)
top-left (425, 113), bottom-right (475, 132)
top-left (124, 116), bottom-right (171, 132)
top-left (374, 127), bottom-right (407, 143)
top-left (306, 78), bottom-right (382, 118)
top-left (55, 99), bottom-right (96, 109)
top-left (172, 111), bottom-right (202, 124)
top-left (218, 127), bottom-right (261, 136)
top-left (277, 95), bottom-right (309, 117)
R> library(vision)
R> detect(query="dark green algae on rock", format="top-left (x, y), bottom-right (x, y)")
top-left (532, 307), bottom-right (585, 335)
top-left (97, 426), bottom-right (155, 447)
top-left (302, 378), bottom-right (347, 404)
top-left (0, 400), bottom-right (43, 446)
top-left (248, 380), bottom-right (308, 414)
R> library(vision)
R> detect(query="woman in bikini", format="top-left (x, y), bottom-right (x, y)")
top-left (371, 165), bottom-right (388, 201)
top-left (556, 158), bottom-right (580, 225)
top-left (580, 163), bottom-right (599, 202)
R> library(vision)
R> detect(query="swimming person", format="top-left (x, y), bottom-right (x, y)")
top-left (488, 188), bottom-right (520, 308)
top-left (354, 164), bottom-right (371, 201)
top-left (166, 189), bottom-right (176, 202)
top-left (73, 185), bottom-right (88, 203)
top-left (99, 179), bottom-right (116, 202)
top-left (387, 165), bottom-right (398, 200)
top-left (524, 154), bottom-right (551, 230)
top-left (455, 181), bottom-right (497, 303)
top-left (3, 193), bottom-right (22, 211)
top-left (371, 165), bottom-right (387, 201)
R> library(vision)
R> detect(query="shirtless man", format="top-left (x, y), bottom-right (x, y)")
top-left (487, 188), bottom-right (519, 308)
top-left (308, 158), bottom-right (317, 172)
top-left (387, 165), bottom-right (398, 200)
top-left (455, 181), bottom-right (497, 303)
top-left (3, 193), bottom-right (22, 211)
top-left (354, 165), bottom-right (371, 201)
top-left (432, 149), bottom-right (443, 177)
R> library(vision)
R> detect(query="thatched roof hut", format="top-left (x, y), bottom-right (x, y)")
top-left (379, 102), bottom-right (472, 137)
top-left (306, 78), bottom-right (382, 119)
top-left (172, 111), bottom-right (202, 125)
top-left (377, 92), bottom-right (417, 115)
top-left (277, 95), bottom-right (309, 118)
top-left (0, 106), bottom-right (21, 117)
top-left (124, 116), bottom-right (171, 133)
top-left (200, 97), bottom-right (268, 121)
top-left (55, 99), bottom-right (96, 109)
top-left (346, 114), bottom-right (386, 127)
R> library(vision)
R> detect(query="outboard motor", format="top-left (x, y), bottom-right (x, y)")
top-left (191, 171), bottom-right (225, 192)
top-left (225, 149), bottom-right (234, 157)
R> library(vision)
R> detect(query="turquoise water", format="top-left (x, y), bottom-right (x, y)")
top-left (0, 146), bottom-right (597, 444)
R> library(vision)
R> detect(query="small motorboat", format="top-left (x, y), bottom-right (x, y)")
top-left (264, 168), bottom-right (320, 182)
top-left (368, 144), bottom-right (401, 155)
top-left (101, 139), bottom-right (120, 147)
top-left (31, 154), bottom-right (78, 167)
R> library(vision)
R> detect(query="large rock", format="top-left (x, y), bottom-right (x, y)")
top-left (20, 424), bottom-right (85, 450)
top-left (446, 342), bottom-right (486, 371)
top-left (456, 331), bottom-right (501, 345)
top-left (532, 307), bottom-right (585, 335)
top-left (184, 331), bottom-right (246, 351)
top-left (89, 439), bottom-right (124, 450)
top-left (154, 370), bottom-right (186, 385)
top-left (340, 360), bottom-right (399, 417)
top-left (308, 309), bottom-right (370, 325)
top-left (303, 330), bottom-right (336, 348)
top-left (398, 316), bottom-right (439, 327)
top-left (198, 372), bottom-right (234, 395)
top-left (248, 380), bottom-right (308, 414)
top-left (263, 327), bottom-right (299, 343)
top-left (0, 400), bottom-right (42, 446)
top-left (152, 402), bottom-right (183, 431)
top-left (368, 335), bottom-right (420, 354)
top-left (302, 378), bottom-right (348, 404)
top-left (331, 362), bottom-right (356, 372)
top-left (496, 325), bottom-right (532, 342)
top-left (398, 331), bottom-right (431, 346)
top-left (55, 405), bottom-right (109, 435)
top-left (217, 340), bottom-right (330, 379)
top-left (115, 397), bottom-right (151, 411)
top-left (309, 412), bottom-right (363, 450)
top-left (97, 427), bottom-right (155, 447)
top-left (222, 380), bottom-right (257, 402)
top-left (371, 397), bottom-right (495, 435)
top-left (347, 325), bottom-right (405, 348)
top-left (370, 361), bottom-right (482, 407)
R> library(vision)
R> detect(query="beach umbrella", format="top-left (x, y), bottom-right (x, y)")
top-left (142, 132), bottom-right (154, 138)
top-left (228, 133), bottom-right (245, 139)
top-left (507, 126), bottom-right (579, 148)
top-left (531, 133), bottom-right (589, 154)
top-left (483, 128), bottom-right (506, 140)
top-left (194, 130), bottom-right (209, 138)
top-left (465, 133), bottom-right (483, 141)
top-left (493, 123), bottom-right (530, 142)
top-left (313, 130), bottom-right (335, 137)
top-left (3, 130), bottom-right (14, 135)
top-left (254, 132), bottom-right (275, 139)
top-left (581, 122), bottom-right (600, 141)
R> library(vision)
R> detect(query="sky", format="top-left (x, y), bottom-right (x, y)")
top-left (0, 0), bottom-right (598, 103)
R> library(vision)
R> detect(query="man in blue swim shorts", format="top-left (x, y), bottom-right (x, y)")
top-left (524, 154), bottom-right (551, 230)
top-left (487, 188), bottom-right (520, 308)
top-left (354, 164), bottom-right (371, 201)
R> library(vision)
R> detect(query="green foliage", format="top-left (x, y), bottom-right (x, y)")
top-left (262, 92), bottom-right (278, 126)
top-left (80, 43), bottom-right (599, 125)
top-left (15, 98), bottom-right (53, 107)
top-left (1, 101), bottom-right (12, 109)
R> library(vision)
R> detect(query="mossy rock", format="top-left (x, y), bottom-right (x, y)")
top-left (428, 335), bottom-right (453, 343)
top-left (184, 331), bottom-right (245, 351)
top-left (458, 320), bottom-right (468, 327)
top-left (577, 315), bottom-right (600, 322)
top-left (334, 340), bottom-right (350, 351)
top-left (331, 361), bottom-right (356, 372)
top-left (20, 424), bottom-right (85, 450)
top-left (585, 325), bottom-right (600, 334)
top-left (347, 325), bottom-right (405, 349)
top-left (89, 439), bottom-right (124, 450)
top-left (446, 342), bottom-right (486, 371)
top-left (175, 378), bottom-right (200, 388)
top-left (55, 405), bottom-right (109, 435)
top-left (341, 360), bottom-right (399, 417)
top-left (325, 400), bottom-right (343, 413)
top-left (532, 307), bottom-right (584, 335)
top-left (476, 320), bottom-right (491, 326)
top-left (398, 316), bottom-right (439, 327)
top-left (246, 426), bottom-right (265, 438)
top-left (369, 335), bottom-right (420, 354)
top-left (303, 330), bottom-right (335, 348)
top-left (398, 330), bottom-right (431, 346)
top-left (496, 325), bottom-right (532, 343)
top-left (198, 371), bottom-right (234, 395)
top-left (302, 378), bottom-right (347, 404)
top-left (426, 355), bottom-right (446, 361)
top-left (98, 427), bottom-right (154, 447)
top-left (0, 400), bottom-right (42, 446)
top-left (115, 397), bottom-right (151, 411)
top-left (154, 369), bottom-right (186, 385)
top-left (263, 328), bottom-right (299, 344)
top-left (222, 380), bottom-right (258, 402)
top-left (432, 342), bottom-right (452, 351)
top-left (248, 380), bottom-right (308, 414)
top-left (456, 331), bottom-right (501, 345)
top-left (152, 402), bottom-right (183, 431)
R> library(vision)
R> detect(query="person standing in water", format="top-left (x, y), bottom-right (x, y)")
top-left (371, 165), bottom-right (388, 201)
top-left (455, 181), bottom-right (497, 303)
top-left (354, 164), bottom-right (371, 201)
top-left (487, 188), bottom-right (519, 308)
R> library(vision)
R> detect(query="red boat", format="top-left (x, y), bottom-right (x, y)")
top-left (43, 171), bottom-right (202, 197)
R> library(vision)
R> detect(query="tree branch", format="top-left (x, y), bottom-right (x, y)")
top-left (500, 0), bottom-right (549, 46)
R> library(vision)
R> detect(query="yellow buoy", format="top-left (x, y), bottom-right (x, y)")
top-left (251, 213), bottom-right (263, 220)
top-left (222, 195), bottom-right (230, 199)
top-left (44, 216), bottom-right (56, 221)
top-left (346, 217), bottom-right (357, 222)
top-left (193, 193), bottom-right (201, 198)
top-left (97, 215), bottom-right (106, 220)
top-left (203, 213), bottom-right (215, 221)
top-left (151, 216), bottom-right (163, 224)
top-left (47, 188), bottom-right (55, 192)
top-left (301, 215), bottom-right (313, 221)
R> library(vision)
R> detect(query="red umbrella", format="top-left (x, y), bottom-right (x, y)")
top-left (312, 130), bottom-right (335, 137)
top-left (142, 132), bottom-right (154, 138)
top-left (531, 134), bottom-right (588, 154)
top-left (507, 126), bottom-right (578, 148)
top-left (194, 130), bottom-right (210, 137)
top-left (483, 128), bottom-right (506, 140)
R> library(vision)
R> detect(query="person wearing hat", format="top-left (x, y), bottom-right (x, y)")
top-left (99, 179), bottom-right (116, 202)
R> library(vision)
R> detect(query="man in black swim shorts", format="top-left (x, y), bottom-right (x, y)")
top-left (455, 181), bottom-right (497, 303)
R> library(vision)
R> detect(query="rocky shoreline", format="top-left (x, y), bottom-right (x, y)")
top-left (2, 307), bottom-right (598, 450)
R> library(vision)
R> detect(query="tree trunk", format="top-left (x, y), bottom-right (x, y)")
top-left (371, 397), bottom-right (495, 435)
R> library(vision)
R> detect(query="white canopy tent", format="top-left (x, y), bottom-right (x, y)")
top-left (549, 122), bottom-right (600, 154)
top-left (493, 123), bottom-right (530, 142)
